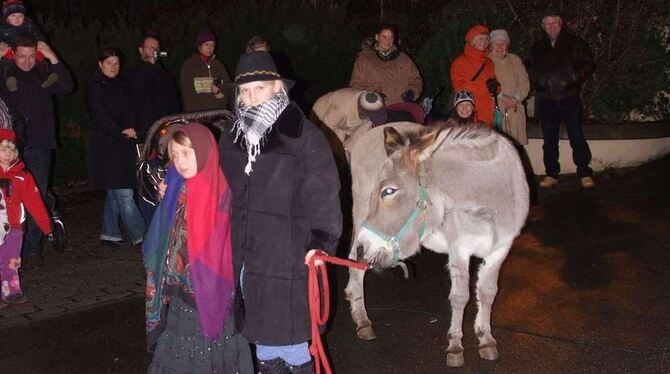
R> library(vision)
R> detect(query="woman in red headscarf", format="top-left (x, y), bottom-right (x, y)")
top-left (450, 25), bottom-right (498, 126)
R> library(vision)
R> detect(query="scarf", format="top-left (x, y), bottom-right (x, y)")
top-left (232, 89), bottom-right (289, 174)
top-left (373, 43), bottom-right (400, 62)
top-left (143, 123), bottom-right (234, 349)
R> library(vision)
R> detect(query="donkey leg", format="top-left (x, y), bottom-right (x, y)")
top-left (345, 266), bottom-right (375, 340)
top-left (474, 245), bottom-right (510, 361)
top-left (446, 253), bottom-right (470, 367)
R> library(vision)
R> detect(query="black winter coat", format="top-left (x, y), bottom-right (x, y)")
top-left (219, 103), bottom-right (342, 345)
top-left (127, 61), bottom-right (180, 135)
top-left (0, 62), bottom-right (73, 150)
top-left (86, 72), bottom-right (138, 190)
top-left (530, 31), bottom-right (594, 100)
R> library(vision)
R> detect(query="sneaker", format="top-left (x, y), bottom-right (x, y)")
top-left (101, 239), bottom-right (124, 248)
top-left (581, 176), bottom-right (595, 188)
top-left (539, 176), bottom-right (559, 188)
top-left (6, 76), bottom-right (17, 92)
top-left (40, 72), bottom-right (59, 88)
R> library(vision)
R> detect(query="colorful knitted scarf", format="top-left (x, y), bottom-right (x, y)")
top-left (143, 123), bottom-right (234, 350)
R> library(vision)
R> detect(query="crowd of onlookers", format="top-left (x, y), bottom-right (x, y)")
top-left (0, 1), bottom-right (599, 372)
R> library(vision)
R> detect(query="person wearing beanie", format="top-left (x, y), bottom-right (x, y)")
top-left (446, 89), bottom-right (476, 126)
top-left (0, 128), bottom-right (52, 309)
top-left (179, 27), bottom-right (231, 112)
top-left (0, 0), bottom-right (58, 91)
top-left (488, 28), bottom-right (530, 145)
top-left (530, 10), bottom-right (595, 188)
top-left (450, 24), bottom-right (499, 126)
top-left (218, 51), bottom-right (341, 373)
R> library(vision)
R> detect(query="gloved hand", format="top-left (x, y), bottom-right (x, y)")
top-left (401, 90), bottom-right (415, 102)
top-left (486, 79), bottom-right (501, 96)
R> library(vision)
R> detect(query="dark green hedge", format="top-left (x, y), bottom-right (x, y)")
top-left (34, 0), bottom-right (667, 184)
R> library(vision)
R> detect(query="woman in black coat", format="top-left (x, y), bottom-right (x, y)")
top-left (219, 52), bottom-right (342, 374)
top-left (86, 48), bottom-right (145, 247)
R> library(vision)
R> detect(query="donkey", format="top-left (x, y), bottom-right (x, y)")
top-left (344, 123), bottom-right (529, 367)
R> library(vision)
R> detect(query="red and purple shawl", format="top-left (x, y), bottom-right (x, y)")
top-left (143, 123), bottom-right (234, 350)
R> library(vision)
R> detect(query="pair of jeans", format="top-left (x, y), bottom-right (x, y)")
top-left (21, 149), bottom-right (51, 259)
top-left (101, 189), bottom-right (145, 244)
top-left (538, 95), bottom-right (593, 178)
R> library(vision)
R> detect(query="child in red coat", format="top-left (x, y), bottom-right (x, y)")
top-left (0, 129), bottom-right (51, 308)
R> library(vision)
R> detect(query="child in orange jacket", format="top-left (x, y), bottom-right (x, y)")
top-left (0, 129), bottom-right (51, 308)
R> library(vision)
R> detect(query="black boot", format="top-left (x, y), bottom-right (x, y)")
top-left (257, 357), bottom-right (288, 374)
top-left (287, 360), bottom-right (314, 374)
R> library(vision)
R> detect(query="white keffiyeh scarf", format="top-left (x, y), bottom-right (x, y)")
top-left (233, 89), bottom-right (290, 174)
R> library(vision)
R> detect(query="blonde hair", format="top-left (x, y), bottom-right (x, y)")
top-left (0, 139), bottom-right (18, 160)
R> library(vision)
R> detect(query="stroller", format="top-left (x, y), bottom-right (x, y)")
top-left (0, 98), bottom-right (66, 253)
top-left (136, 109), bottom-right (235, 207)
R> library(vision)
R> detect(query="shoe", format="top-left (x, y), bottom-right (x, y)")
top-left (101, 239), bottom-right (124, 248)
top-left (5, 294), bottom-right (28, 305)
top-left (287, 360), bottom-right (314, 374)
top-left (539, 176), bottom-right (559, 188)
top-left (581, 176), bottom-right (595, 188)
top-left (6, 76), bottom-right (17, 92)
top-left (40, 72), bottom-right (59, 88)
top-left (21, 255), bottom-right (44, 270)
top-left (257, 358), bottom-right (286, 374)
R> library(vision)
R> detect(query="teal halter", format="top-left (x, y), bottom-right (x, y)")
top-left (361, 163), bottom-right (429, 264)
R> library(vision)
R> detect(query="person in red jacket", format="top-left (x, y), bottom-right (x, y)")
top-left (0, 129), bottom-right (51, 308)
top-left (450, 25), bottom-right (498, 126)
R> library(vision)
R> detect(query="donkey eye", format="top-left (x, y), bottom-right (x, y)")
top-left (381, 187), bottom-right (397, 198)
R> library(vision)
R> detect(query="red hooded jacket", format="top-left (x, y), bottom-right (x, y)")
top-left (450, 25), bottom-right (497, 126)
top-left (0, 160), bottom-right (52, 234)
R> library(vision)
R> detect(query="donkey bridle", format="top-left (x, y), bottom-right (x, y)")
top-left (361, 163), bottom-right (428, 264)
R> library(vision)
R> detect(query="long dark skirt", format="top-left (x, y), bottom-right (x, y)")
top-left (148, 296), bottom-right (253, 373)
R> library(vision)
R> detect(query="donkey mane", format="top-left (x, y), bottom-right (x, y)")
top-left (408, 124), bottom-right (497, 150)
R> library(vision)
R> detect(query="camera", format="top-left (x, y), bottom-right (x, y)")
top-left (152, 49), bottom-right (168, 59)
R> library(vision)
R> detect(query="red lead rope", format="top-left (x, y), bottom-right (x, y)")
top-left (307, 250), bottom-right (368, 374)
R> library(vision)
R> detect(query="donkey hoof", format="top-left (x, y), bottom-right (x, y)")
top-left (356, 326), bottom-right (377, 340)
top-left (446, 352), bottom-right (464, 367)
top-left (479, 345), bottom-right (499, 361)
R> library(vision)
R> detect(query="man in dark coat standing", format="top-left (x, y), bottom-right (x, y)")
top-left (128, 34), bottom-right (180, 135)
top-left (0, 34), bottom-right (73, 269)
top-left (127, 34), bottom-right (180, 223)
top-left (530, 9), bottom-right (595, 189)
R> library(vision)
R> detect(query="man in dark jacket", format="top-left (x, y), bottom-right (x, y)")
top-left (127, 34), bottom-right (180, 223)
top-left (128, 35), bottom-right (180, 135)
top-left (0, 34), bottom-right (73, 268)
top-left (530, 10), bottom-right (595, 189)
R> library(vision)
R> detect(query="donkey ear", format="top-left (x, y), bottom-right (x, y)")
top-left (413, 126), bottom-right (450, 162)
top-left (383, 127), bottom-right (407, 157)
